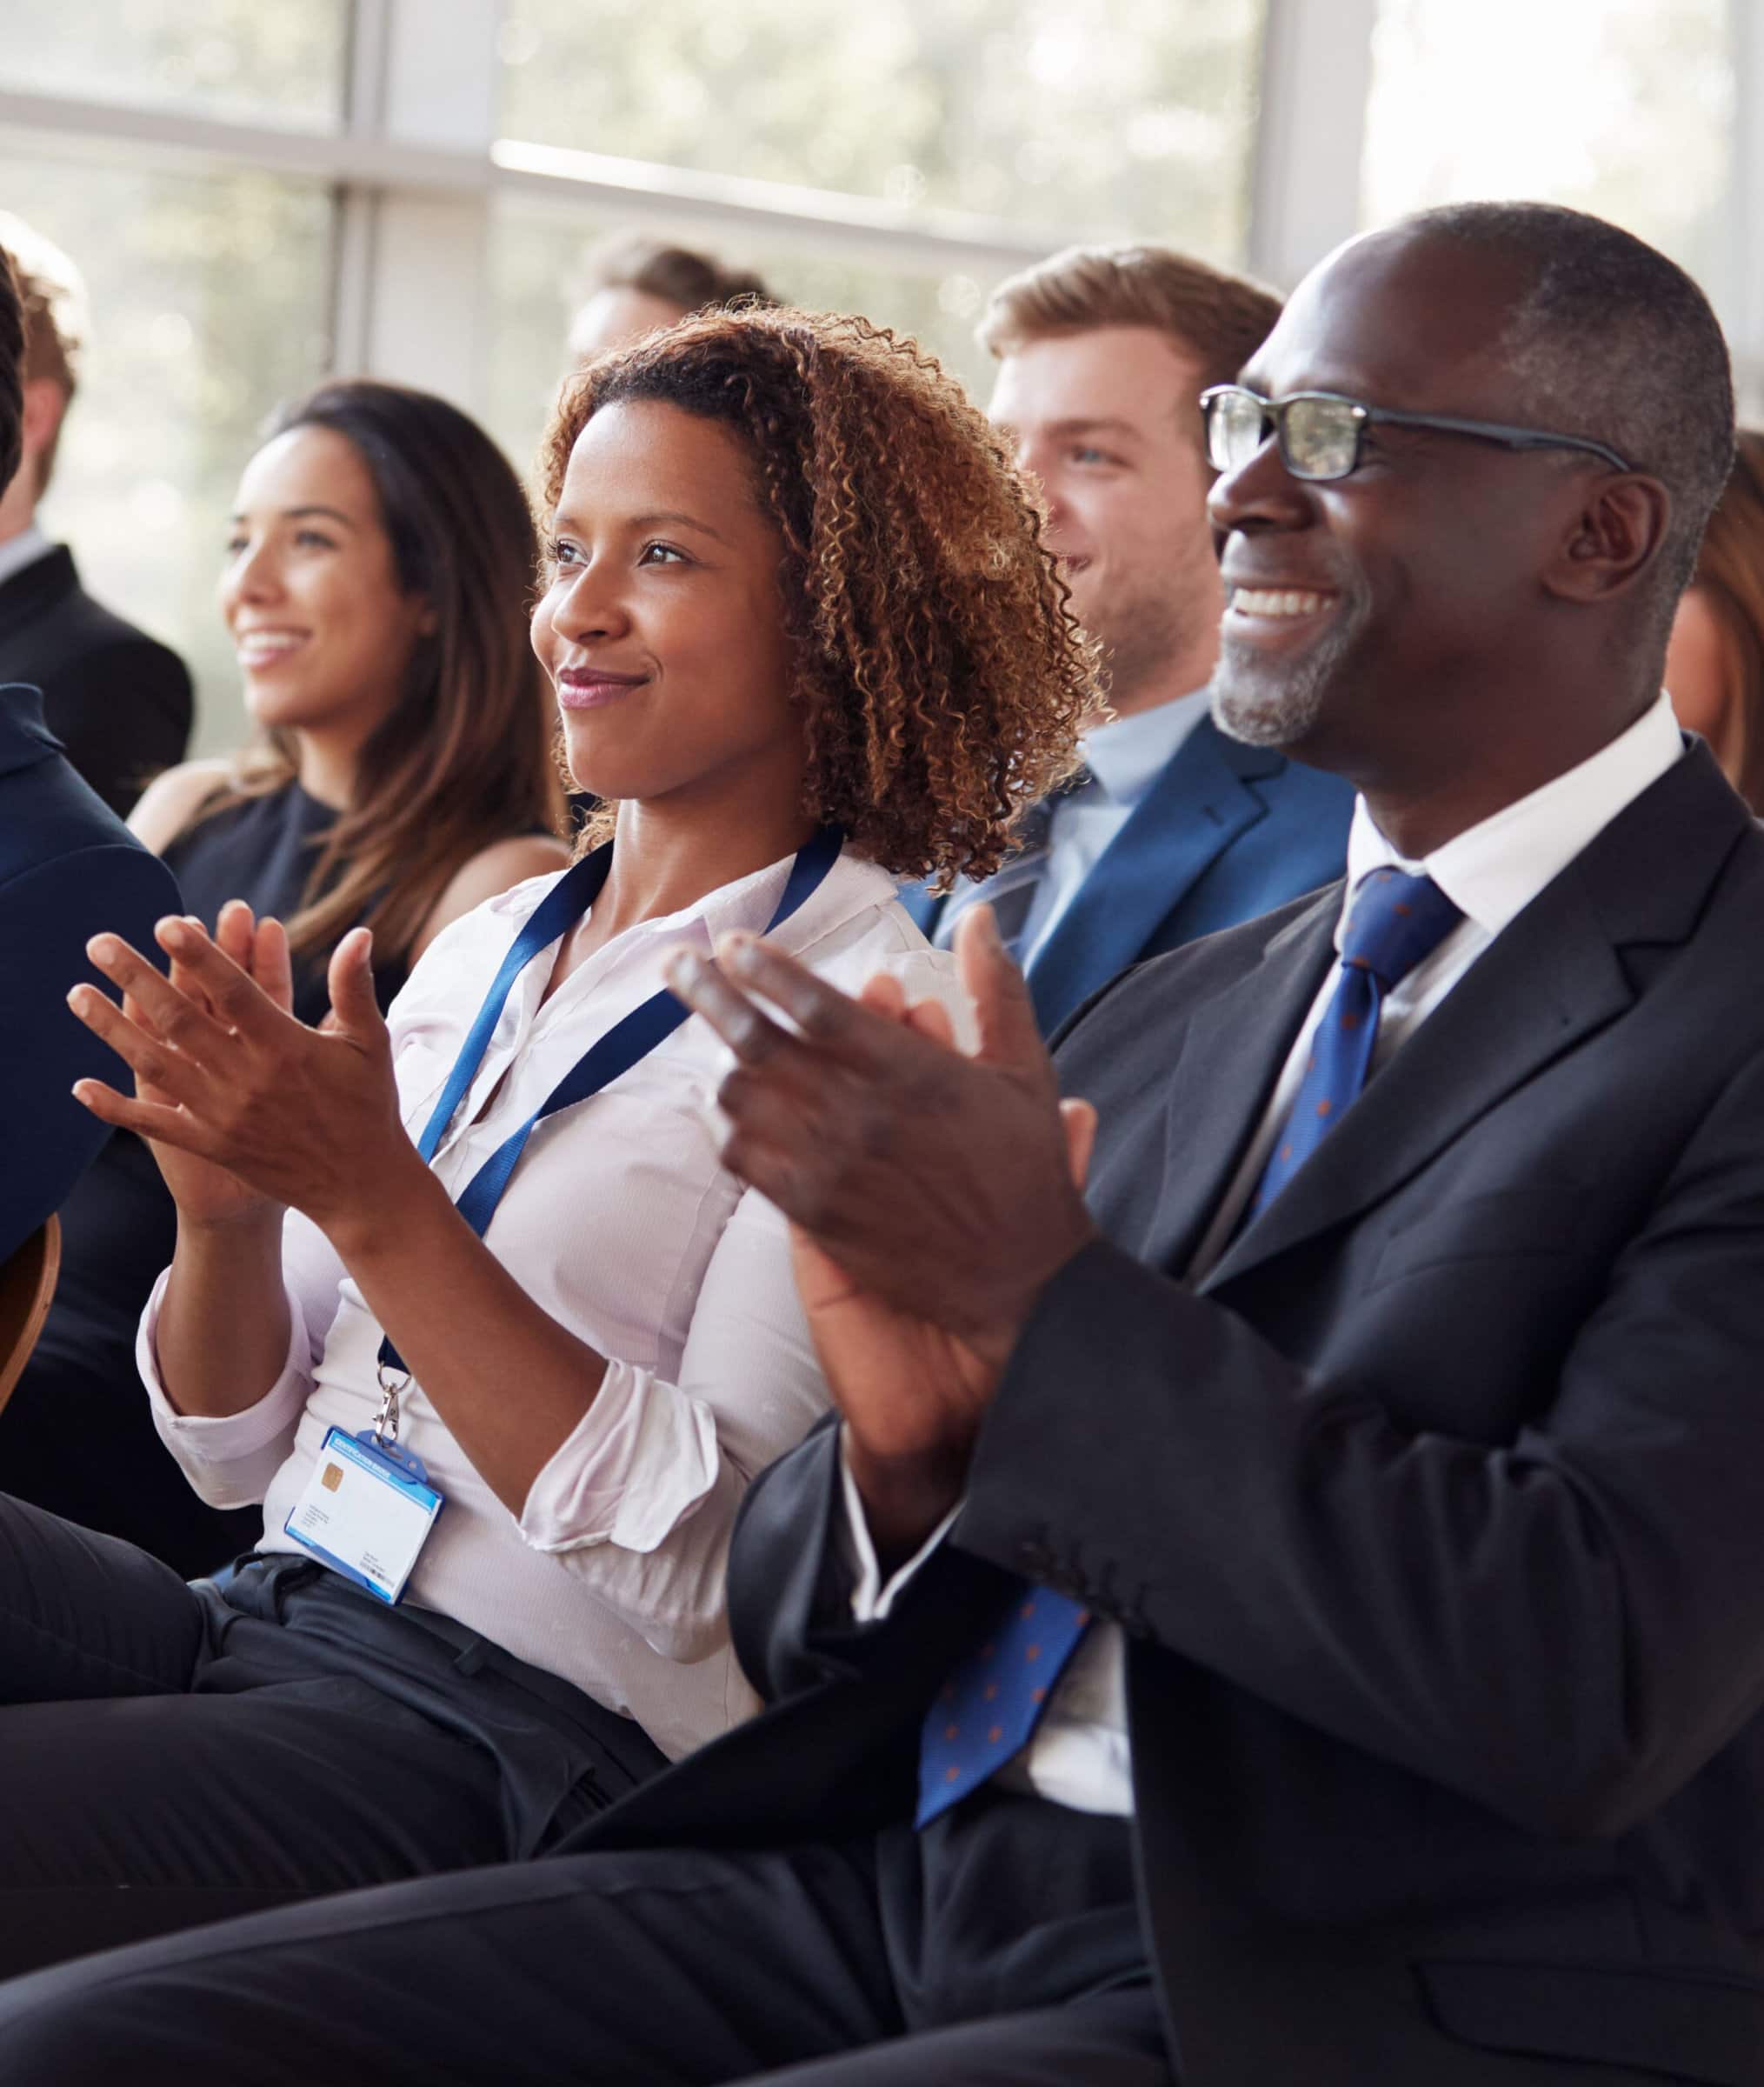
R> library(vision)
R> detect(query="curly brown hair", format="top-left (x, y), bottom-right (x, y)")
top-left (536, 306), bottom-right (1096, 885)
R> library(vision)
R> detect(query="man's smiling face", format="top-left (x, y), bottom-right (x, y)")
top-left (1208, 228), bottom-right (1597, 793)
top-left (989, 325), bottom-right (1225, 714)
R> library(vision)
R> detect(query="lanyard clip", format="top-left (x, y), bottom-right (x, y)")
top-left (372, 1362), bottom-right (410, 1448)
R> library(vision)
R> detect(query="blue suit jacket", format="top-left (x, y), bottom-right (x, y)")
top-left (0, 683), bottom-right (181, 1264)
top-left (902, 713), bottom-right (1355, 1033)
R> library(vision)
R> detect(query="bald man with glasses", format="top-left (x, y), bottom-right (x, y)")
top-left (7, 201), bottom-right (1763, 2087)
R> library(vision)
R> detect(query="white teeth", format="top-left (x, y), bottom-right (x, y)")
top-left (236, 633), bottom-right (305, 662)
top-left (1231, 588), bottom-right (1329, 618)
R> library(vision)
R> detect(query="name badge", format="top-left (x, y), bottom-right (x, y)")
top-left (284, 1425), bottom-right (443, 1605)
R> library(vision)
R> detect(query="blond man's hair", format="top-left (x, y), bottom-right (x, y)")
top-left (979, 243), bottom-right (1281, 409)
top-left (0, 213), bottom-right (89, 495)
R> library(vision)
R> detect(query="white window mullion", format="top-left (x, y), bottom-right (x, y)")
top-left (334, 0), bottom-right (503, 412)
top-left (1246, 0), bottom-right (1377, 291)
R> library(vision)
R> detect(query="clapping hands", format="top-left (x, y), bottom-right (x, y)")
top-left (68, 900), bottom-right (419, 1243)
top-left (667, 905), bottom-right (1098, 1557)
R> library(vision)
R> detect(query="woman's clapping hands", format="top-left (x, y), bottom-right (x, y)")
top-left (68, 901), bottom-right (420, 1241)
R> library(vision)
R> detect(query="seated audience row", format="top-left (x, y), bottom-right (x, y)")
top-left (3, 198), bottom-right (1764, 2087)
top-left (0, 304), bottom-right (1085, 1977)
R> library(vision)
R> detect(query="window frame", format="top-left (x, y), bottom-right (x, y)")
top-left (0, 0), bottom-right (1752, 419)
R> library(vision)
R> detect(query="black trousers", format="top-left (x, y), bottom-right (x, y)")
top-left (0, 1340), bottom-right (259, 1576)
top-left (0, 1492), bottom-right (662, 1974)
top-left (0, 1790), bottom-right (1168, 2085)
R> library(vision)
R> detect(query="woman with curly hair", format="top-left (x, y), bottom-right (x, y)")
top-left (0, 307), bottom-right (1092, 1971)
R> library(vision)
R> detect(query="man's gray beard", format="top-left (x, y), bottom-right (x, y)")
top-left (1210, 617), bottom-right (1354, 750)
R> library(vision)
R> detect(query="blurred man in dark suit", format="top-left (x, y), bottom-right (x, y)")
top-left (0, 243), bottom-right (180, 1264)
top-left (905, 245), bottom-right (1353, 1031)
top-left (0, 216), bottom-right (191, 817)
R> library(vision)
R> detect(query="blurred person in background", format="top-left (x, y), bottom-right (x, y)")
top-left (0, 248), bottom-right (181, 1269)
top-left (0, 379), bottom-right (568, 1577)
top-left (0, 213), bottom-right (193, 817)
top-left (567, 230), bottom-right (777, 363)
top-left (908, 243), bottom-right (1355, 1033)
top-left (0, 306), bottom-right (1085, 1977)
top-left (1664, 429), bottom-right (1764, 810)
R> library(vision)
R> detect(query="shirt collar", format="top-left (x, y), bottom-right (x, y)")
top-left (1341, 689), bottom-right (1685, 948)
top-left (486, 839), bottom-right (899, 962)
top-left (1081, 687), bottom-right (1212, 806)
top-left (0, 523), bottom-right (53, 592)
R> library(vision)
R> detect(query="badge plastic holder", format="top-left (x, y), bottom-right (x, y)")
top-left (283, 1424), bottom-right (444, 1606)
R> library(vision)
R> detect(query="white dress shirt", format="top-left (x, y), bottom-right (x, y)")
top-left (847, 691), bottom-right (1686, 1816)
top-left (139, 844), bottom-right (967, 1764)
top-left (0, 522), bottom-right (52, 592)
top-left (938, 689), bottom-right (1212, 963)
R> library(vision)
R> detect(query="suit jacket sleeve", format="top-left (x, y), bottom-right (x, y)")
top-left (0, 842), bottom-right (183, 1262)
top-left (727, 1413), bottom-right (1022, 1712)
top-left (43, 635), bottom-right (194, 818)
top-left (951, 1047), bottom-right (1764, 1841)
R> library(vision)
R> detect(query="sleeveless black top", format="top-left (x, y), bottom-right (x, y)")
top-left (32, 783), bottom-right (411, 1381)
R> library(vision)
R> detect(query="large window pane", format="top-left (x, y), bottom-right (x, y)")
top-left (1361, 0), bottom-right (1733, 285)
top-left (0, 146), bottom-right (335, 755)
top-left (488, 198), bottom-right (1004, 486)
top-left (0, 0), bottom-right (349, 133)
top-left (497, 0), bottom-right (1265, 261)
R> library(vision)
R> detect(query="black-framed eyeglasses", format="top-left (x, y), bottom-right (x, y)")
top-left (1199, 383), bottom-right (1634, 483)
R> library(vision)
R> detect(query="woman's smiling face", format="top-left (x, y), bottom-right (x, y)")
top-left (220, 423), bottom-right (434, 740)
top-left (531, 399), bottom-right (803, 814)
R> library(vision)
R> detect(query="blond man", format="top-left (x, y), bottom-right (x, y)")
top-left (907, 243), bottom-right (1353, 1030)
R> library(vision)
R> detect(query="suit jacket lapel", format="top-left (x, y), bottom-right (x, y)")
top-left (1115, 889), bottom-right (1339, 1277)
top-left (1028, 717), bottom-right (1286, 1031)
top-left (1201, 744), bottom-right (1752, 1292)
top-left (0, 545), bottom-right (77, 638)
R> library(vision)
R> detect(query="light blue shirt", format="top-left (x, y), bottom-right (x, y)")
top-left (1015, 687), bottom-right (1214, 964)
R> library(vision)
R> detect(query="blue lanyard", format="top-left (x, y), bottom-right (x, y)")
top-left (376, 825), bottom-right (843, 1377)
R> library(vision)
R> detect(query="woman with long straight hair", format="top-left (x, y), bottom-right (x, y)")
top-left (1, 379), bottom-right (567, 1574)
top-left (0, 305), bottom-right (1091, 1976)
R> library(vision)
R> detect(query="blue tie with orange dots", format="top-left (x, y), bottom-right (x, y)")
top-left (916, 1582), bottom-right (1093, 1827)
top-left (1246, 865), bottom-right (1462, 1222)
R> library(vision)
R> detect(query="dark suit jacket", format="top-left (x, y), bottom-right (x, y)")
top-left (902, 713), bottom-right (1354, 1032)
top-left (0, 545), bottom-right (193, 817)
top-left (0, 683), bottom-right (181, 1264)
top-left (575, 743), bottom-right (1764, 2085)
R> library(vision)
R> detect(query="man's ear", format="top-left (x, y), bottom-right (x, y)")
top-left (1543, 472), bottom-right (1672, 606)
top-left (18, 378), bottom-right (65, 461)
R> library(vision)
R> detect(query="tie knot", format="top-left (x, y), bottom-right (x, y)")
top-left (1340, 868), bottom-right (1461, 988)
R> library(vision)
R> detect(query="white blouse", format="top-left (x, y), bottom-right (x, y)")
top-left (137, 844), bottom-right (967, 1762)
